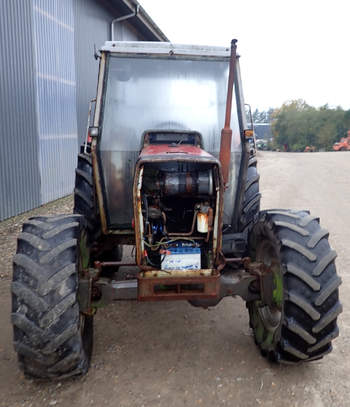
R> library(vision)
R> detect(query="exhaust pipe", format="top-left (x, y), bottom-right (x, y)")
top-left (219, 39), bottom-right (238, 186)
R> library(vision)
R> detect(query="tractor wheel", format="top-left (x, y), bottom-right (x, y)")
top-left (240, 156), bottom-right (261, 234)
top-left (73, 150), bottom-right (123, 263)
top-left (11, 215), bottom-right (93, 379)
top-left (247, 210), bottom-right (342, 363)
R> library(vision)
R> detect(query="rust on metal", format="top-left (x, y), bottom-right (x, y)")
top-left (95, 261), bottom-right (137, 268)
top-left (84, 98), bottom-right (96, 154)
top-left (219, 39), bottom-right (238, 186)
top-left (213, 165), bottom-right (224, 263)
top-left (133, 165), bottom-right (144, 267)
top-left (225, 256), bottom-right (250, 264)
top-left (143, 269), bottom-right (213, 278)
top-left (214, 251), bottom-right (226, 272)
top-left (137, 273), bottom-right (220, 301)
top-left (91, 143), bottom-right (108, 234)
top-left (205, 207), bottom-right (214, 242)
top-left (88, 256), bottom-right (274, 304)
top-left (89, 52), bottom-right (109, 235)
top-left (133, 150), bottom-right (225, 269)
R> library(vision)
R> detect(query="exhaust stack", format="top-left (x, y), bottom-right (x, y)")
top-left (219, 39), bottom-right (238, 186)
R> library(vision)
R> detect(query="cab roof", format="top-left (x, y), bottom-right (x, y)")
top-left (101, 41), bottom-right (232, 59)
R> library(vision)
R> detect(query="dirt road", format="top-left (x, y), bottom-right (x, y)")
top-left (0, 152), bottom-right (349, 407)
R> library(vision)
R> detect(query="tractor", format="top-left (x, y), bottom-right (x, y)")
top-left (11, 40), bottom-right (342, 379)
top-left (333, 131), bottom-right (350, 151)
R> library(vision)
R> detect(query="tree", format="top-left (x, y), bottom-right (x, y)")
top-left (271, 100), bottom-right (350, 151)
top-left (252, 108), bottom-right (274, 124)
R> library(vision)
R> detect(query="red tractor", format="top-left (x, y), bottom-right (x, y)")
top-left (11, 40), bottom-right (342, 379)
top-left (333, 131), bottom-right (350, 151)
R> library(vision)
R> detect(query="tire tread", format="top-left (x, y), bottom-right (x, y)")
top-left (11, 215), bottom-right (92, 379)
top-left (248, 209), bottom-right (341, 363)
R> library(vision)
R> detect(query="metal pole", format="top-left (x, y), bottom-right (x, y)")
top-left (219, 39), bottom-right (238, 186)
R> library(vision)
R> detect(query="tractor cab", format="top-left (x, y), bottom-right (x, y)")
top-left (91, 41), bottom-right (246, 232)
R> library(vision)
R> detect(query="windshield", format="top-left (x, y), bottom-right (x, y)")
top-left (100, 55), bottom-right (241, 153)
top-left (98, 54), bottom-right (242, 229)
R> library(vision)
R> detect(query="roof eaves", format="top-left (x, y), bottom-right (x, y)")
top-left (108, 0), bottom-right (169, 42)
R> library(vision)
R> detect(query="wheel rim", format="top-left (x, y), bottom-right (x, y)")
top-left (256, 240), bottom-right (283, 333)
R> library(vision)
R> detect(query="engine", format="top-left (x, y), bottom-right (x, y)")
top-left (139, 161), bottom-right (219, 271)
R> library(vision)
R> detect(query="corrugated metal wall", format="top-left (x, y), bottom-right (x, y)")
top-left (33, 0), bottom-right (78, 204)
top-left (73, 0), bottom-right (146, 145)
top-left (0, 0), bottom-right (41, 221)
top-left (0, 0), bottom-right (158, 221)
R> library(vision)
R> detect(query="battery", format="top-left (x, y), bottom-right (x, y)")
top-left (161, 246), bottom-right (201, 271)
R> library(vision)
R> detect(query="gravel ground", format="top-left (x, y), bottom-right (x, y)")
top-left (0, 151), bottom-right (349, 407)
top-left (0, 195), bottom-right (73, 281)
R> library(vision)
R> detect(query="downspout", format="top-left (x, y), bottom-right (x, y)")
top-left (111, 4), bottom-right (140, 41)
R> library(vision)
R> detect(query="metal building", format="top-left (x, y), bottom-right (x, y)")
top-left (0, 0), bottom-right (168, 221)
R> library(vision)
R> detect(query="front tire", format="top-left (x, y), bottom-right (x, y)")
top-left (247, 210), bottom-right (342, 363)
top-left (11, 215), bottom-right (93, 379)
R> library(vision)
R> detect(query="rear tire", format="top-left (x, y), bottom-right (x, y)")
top-left (11, 215), bottom-right (93, 379)
top-left (74, 152), bottom-right (100, 243)
top-left (73, 150), bottom-right (123, 263)
top-left (247, 210), bottom-right (342, 363)
top-left (240, 156), bottom-right (261, 234)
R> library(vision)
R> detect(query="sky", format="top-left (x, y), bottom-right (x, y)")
top-left (140, 0), bottom-right (350, 111)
